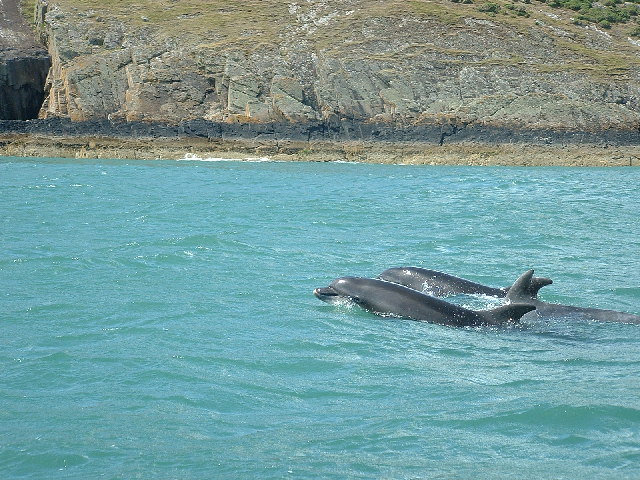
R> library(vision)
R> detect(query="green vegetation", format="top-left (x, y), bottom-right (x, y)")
top-left (473, 0), bottom-right (640, 27)
top-left (505, 3), bottom-right (531, 16)
top-left (476, 1), bottom-right (531, 17)
top-left (19, 0), bottom-right (37, 23)
top-left (540, 0), bottom-right (640, 28)
top-left (478, 2), bottom-right (502, 13)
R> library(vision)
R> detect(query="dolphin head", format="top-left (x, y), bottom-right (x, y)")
top-left (313, 286), bottom-right (346, 304)
top-left (314, 277), bottom-right (357, 305)
top-left (313, 277), bottom-right (373, 306)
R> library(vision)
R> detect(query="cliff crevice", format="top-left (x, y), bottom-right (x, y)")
top-left (0, 0), bottom-right (51, 120)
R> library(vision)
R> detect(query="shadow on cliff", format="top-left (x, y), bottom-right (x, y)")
top-left (0, 0), bottom-right (51, 120)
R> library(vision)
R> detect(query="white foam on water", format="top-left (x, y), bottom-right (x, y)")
top-left (179, 153), bottom-right (274, 163)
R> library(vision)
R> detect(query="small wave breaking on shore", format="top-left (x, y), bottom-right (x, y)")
top-left (179, 153), bottom-right (274, 163)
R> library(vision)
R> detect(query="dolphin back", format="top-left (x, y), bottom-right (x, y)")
top-left (377, 267), bottom-right (507, 297)
top-left (378, 266), bottom-right (553, 299)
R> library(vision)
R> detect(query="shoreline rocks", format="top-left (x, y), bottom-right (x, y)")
top-left (1, 117), bottom-right (639, 146)
top-left (1, 121), bottom-right (637, 166)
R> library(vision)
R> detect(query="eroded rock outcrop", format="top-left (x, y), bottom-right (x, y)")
top-left (27, 0), bottom-right (640, 139)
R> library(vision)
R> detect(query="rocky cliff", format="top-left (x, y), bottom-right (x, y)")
top-left (11, 0), bottom-right (640, 142)
top-left (0, 0), bottom-right (50, 119)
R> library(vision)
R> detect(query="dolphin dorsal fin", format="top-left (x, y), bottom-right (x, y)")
top-left (506, 269), bottom-right (538, 303)
top-left (482, 303), bottom-right (536, 325)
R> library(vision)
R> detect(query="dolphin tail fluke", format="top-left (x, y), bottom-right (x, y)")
top-left (529, 276), bottom-right (553, 298)
top-left (481, 303), bottom-right (536, 325)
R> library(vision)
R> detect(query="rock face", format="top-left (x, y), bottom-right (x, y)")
top-left (0, 0), bottom-right (51, 120)
top-left (23, 0), bottom-right (640, 138)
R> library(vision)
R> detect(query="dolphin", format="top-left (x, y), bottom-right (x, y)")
top-left (506, 269), bottom-right (640, 324)
top-left (314, 276), bottom-right (536, 327)
top-left (377, 267), bottom-right (553, 298)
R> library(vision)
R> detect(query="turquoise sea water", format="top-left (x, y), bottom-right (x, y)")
top-left (1, 155), bottom-right (639, 479)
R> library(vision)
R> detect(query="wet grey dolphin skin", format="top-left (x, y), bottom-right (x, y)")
top-left (377, 267), bottom-right (553, 298)
top-left (506, 269), bottom-right (640, 324)
top-left (314, 277), bottom-right (536, 327)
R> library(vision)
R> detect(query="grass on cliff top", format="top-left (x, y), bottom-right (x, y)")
top-left (42, 0), bottom-right (291, 42)
top-left (32, 0), bottom-right (640, 76)
top-left (43, 0), bottom-right (640, 38)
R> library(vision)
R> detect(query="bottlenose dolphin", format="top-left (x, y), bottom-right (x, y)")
top-left (506, 269), bottom-right (640, 324)
top-left (377, 267), bottom-right (553, 298)
top-left (314, 277), bottom-right (536, 327)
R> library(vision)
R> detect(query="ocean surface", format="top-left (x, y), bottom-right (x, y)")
top-left (1, 155), bottom-right (639, 479)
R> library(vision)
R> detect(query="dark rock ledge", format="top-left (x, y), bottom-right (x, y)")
top-left (1, 117), bottom-right (639, 147)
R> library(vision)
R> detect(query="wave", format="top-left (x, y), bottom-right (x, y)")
top-left (451, 404), bottom-right (640, 431)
